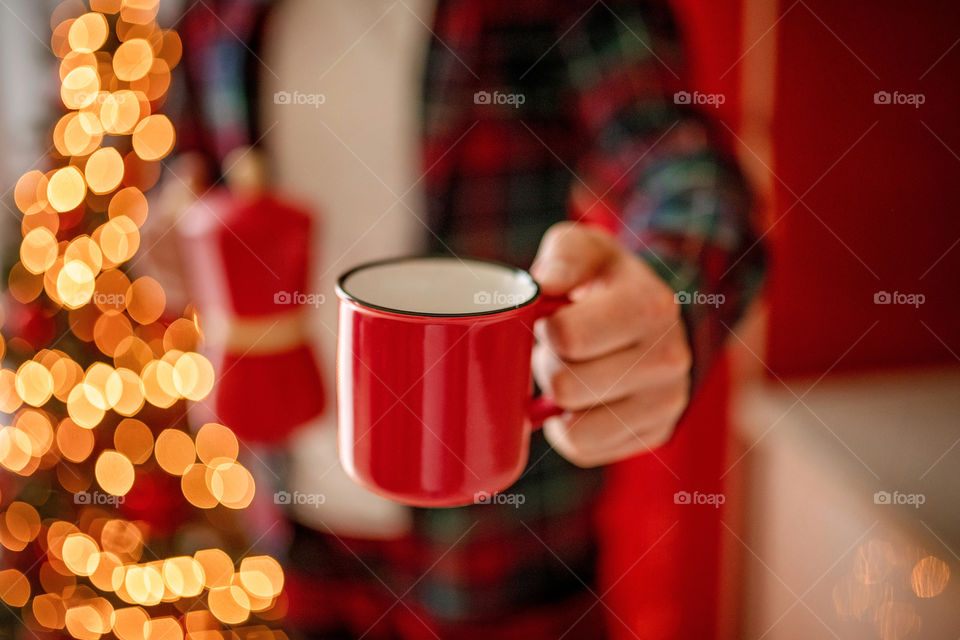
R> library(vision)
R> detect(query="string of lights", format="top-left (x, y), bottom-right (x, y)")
top-left (0, 1), bottom-right (287, 637)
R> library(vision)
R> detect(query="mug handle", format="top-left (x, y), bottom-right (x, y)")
top-left (526, 293), bottom-right (571, 429)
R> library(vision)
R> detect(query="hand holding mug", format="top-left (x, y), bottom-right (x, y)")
top-left (530, 222), bottom-right (692, 468)
top-left (335, 223), bottom-right (692, 506)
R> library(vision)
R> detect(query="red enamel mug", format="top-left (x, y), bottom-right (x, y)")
top-left (336, 256), bottom-right (565, 507)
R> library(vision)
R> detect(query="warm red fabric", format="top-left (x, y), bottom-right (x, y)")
top-left (599, 356), bottom-right (730, 640)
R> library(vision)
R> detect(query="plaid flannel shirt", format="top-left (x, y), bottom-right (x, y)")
top-left (176, 1), bottom-right (765, 637)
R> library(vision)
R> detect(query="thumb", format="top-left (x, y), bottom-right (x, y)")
top-left (530, 222), bottom-right (619, 296)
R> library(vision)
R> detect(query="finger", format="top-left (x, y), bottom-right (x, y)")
top-left (536, 257), bottom-right (680, 361)
top-left (543, 382), bottom-right (687, 468)
top-left (530, 222), bottom-right (619, 296)
top-left (532, 323), bottom-right (690, 411)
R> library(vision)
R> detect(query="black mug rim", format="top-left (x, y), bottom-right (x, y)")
top-left (336, 255), bottom-right (542, 318)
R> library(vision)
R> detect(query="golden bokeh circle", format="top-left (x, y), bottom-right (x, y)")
top-left (208, 585), bottom-right (250, 625)
top-left (61, 66), bottom-right (100, 110)
top-left (239, 556), bottom-right (284, 599)
top-left (47, 166), bottom-right (87, 212)
top-left (131, 115), bottom-right (175, 161)
top-left (180, 463), bottom-right (219, 509)
top-left (14, 170), bottom-right (49, 216)
top-left (98, 216), bottom-right (141, 264)
top-left (173, 352), bottom-right (215, 401)
top-left (67, 13), bottom-right (109, 53)
top-left (95, 451), bottom-right (136, 496)
top-left (84, 147), bottom-right (125, 195)
top-left (101, 90), bottom-right (142, 135)
top-left (0, 569), bottom-right (30, 607)
top-left (113, 418), bottom-right (153, 464)
top-left (55, 112), bottom-right (103, 157)
top-left (20, 227), bottom-right (58, 275)
top-left (125, 276), bottom-right (165, 324)
top-left (113, 39), bottom-right (154, 82)
top-left (108, 187), bottom-right (149, 227)
top-left (66, 384), bottom-right (105, 429)
top-left (62, 533), bottom-right (100, 576)
top-left (56, 418), bottom-right (95, 463)
top-left (15, 361), bottom-right (54, 407)
top-left (65, 236), bottom-right (104, 273)
top-left (153, 429), bottom-right (195, 475)
top-left (8, 263), bottom-right (45, 304)
top-left (195, 423), bottom-right (239, 465)
top-left (910, 555), bottom-right (950, 598)
top-left (57, 260), bottom-right (97, 309)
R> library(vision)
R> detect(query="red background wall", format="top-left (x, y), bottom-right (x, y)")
top-left (766, 0), bottom-right (960, 375)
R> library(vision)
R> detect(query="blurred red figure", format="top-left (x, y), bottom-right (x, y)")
top-left (176, 165), bottom-right (325, 444)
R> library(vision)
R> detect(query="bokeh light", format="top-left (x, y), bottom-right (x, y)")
top-left (14, 170), bottom-right (49, 215)
top-left (1, 8), bottom-right (284, 632)
top-left (131, 115), bottom-right (175, 161)
top-left (15, 360), bottom-right (55, 406)
top-left (113, 418), bottom-right (153, 464)
top-left (67, 13), bottom-right (109, 53)
top-left (84, 147), bottom-right (125, 194)
top-left (20, 227), bottom-right (58, 274)
top-left (910, 555), bottom-right (950, 598)
top-left (61, 66), bottom-right (100, 110)
top-left (101, 90), bottom-right (142, 135)
top-left (48, 166), bottom-right (87, 212)
top-left (108, 187), bottom-right (149, 227)
top-left (95, 450), bottom-right (136, 495)
top-left (57, 260), bottom-right (97, 309)
top-left (113, 38), bottom-right (153, 81)
top-left (154, 429), bottom-right (195, 475)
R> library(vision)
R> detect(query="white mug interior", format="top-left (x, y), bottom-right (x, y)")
top-left (339, 257), bottom-right (539, 315)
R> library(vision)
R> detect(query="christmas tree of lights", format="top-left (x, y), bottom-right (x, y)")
top-left (0, 2), bottom-right (287, 639)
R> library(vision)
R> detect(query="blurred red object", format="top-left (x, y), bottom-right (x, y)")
top-left (1, 297), bottom-right (57, 352)
top-left (176, 188), bottom-right (325, 443)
